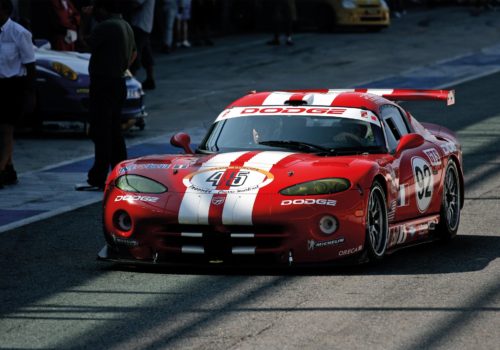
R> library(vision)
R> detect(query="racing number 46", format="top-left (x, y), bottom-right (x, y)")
top-left (207, 171), bottom-right (249, 187)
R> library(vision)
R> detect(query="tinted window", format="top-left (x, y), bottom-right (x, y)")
top-left (199, 114), bottom-right (387, 154)
top-left (381, 105), bottom-right (410, 152)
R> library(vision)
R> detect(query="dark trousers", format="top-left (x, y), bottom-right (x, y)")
top-left (87, 77), bottom-right (127, 187)
top-left (130, 26), bottom-right (154, 74)
top-left (0, 77), bottom-right (26, 125)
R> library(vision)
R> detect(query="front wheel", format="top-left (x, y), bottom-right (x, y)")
top-left (365, 182), bottom-right (389, 260)
top-left (435, 160), bottom-right (461, 240)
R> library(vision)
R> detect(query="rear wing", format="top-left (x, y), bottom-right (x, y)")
top-left (328, 89), bottom-right (455, 106)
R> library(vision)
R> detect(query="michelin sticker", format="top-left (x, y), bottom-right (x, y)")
top-left (412, 157), bottom-right (433, 212)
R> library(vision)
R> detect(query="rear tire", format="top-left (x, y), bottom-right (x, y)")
top-left (435, 160), bottom-right (461, 240)
top-left (365, 182), bottom-right (389, 260)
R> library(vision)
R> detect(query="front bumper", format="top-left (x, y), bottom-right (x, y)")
top-left (101, 189), bottom-right (369, 265)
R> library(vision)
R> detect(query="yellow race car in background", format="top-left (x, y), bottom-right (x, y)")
top-left (296, 0), bottom-right (390, 31)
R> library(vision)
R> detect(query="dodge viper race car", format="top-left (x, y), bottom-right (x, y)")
top-left (98, 88), bottom-right (463, 266)
top-left (27, 43), bottom-right (146, 130)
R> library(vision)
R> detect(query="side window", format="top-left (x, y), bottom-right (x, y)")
top-left (381, 105), bottom-right (410, 152)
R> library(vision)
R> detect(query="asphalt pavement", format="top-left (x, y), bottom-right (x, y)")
top-left (0, 6), bottom-right (499, 350)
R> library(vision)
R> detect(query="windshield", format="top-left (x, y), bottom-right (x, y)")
top-left (198, 114), bottom-right (387, 154)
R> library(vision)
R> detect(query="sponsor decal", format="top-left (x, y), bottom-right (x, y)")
top-left (440, 142), bottom-right (457, 155)
top-left (388, 218), bottom-right (439, 248)
top-left (183, 165), bottom-right (274, 194)
top-left (119, 163), bottom-right (188, 174)
top-left (281, 199), bottom-right (337, 206)
top-left (423, 148), bottom-right (441, 166)
top-left (338, 245), bottom-right (363, 256)
top-left (114, 195), bottom-right (159, 203)
top-left (308, 237), bottom-right (345, 251)
top-left (211, 196), bottom-right (225, 206)
top-left (241, 107), bottom-right (346, 115)
top-left (412, 157), bottom-right (434, 213)
top-left (215, 107), bottom-right (381, 126)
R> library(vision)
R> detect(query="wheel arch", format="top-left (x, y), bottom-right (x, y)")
top-left (447, 155), bottom-right (464, 209)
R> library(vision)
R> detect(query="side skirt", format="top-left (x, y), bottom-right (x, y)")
top-left (387, 214), bottom-right (440, 252)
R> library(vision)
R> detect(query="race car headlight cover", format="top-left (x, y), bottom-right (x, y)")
top-left (280, 178), bottom-right (351, 196)
top-left (51, 62), bottom-right (78, 81)
top-left (115, 175), bottom-right (167, 193)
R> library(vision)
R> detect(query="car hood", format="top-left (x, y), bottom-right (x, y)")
top-left (35, 48), bottom-right (89, 75)
top-left (113, 151), bottom-right (380, 194)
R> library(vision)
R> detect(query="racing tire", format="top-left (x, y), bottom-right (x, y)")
top-left (365, 182), bottom-right (389, 261)
top-left (435, 160), bottom-right (461, 241)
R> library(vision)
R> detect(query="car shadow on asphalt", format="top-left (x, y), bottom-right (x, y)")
top-left (102, 234), bottom-right (499, 277)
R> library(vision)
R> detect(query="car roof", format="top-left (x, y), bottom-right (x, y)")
top-left (226, 89), bottom-right (455, 114)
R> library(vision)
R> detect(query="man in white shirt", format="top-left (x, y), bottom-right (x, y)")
top-left (0, 0), bottom-right (35, 188)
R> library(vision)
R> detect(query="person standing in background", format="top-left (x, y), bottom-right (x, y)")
top-left (176, 0), bottom-right (191, 48)
top-left (191, 0), bottom-right (215, 46)
top-left (77, 0), bottom-right (136, 190)
top-left (129, 0), bottom-right (156, 90)
top-left (267, 0), bottom-right (296, 46)
top-left (49, 0), bottom-right (81, 51)
top-left (161, 0), bottom-right (177, 53)
top-left (0, 0), bottom-right (35, 189)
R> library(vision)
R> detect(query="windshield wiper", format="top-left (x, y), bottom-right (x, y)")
top-left (258, 140), bottom-right (336, 154)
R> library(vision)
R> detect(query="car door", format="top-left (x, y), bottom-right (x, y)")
top-left (381, 105), bottom-right (443, 223)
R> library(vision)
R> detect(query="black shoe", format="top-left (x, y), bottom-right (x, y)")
top-left (3, 164), bottom-right (18, 185)
top-left (75, 184), bottom-right (104, 191)
top-left (286, 38), bottom-right (294, 46)
top-left (142, 79), bottom-right (156, 90)
top-left (75, 180), bottom-right (104, 191)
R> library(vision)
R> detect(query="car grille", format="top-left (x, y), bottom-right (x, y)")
top-left (152, 224), bottom-right (289, 262)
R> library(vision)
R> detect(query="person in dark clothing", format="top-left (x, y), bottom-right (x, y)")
top-left (0, 0), bottom-right (35, 189)
top-left (191, 0), bottom-right (215, 46)
top-left (129, 0), bottom-right (156, 90)
top-left (267, 0), bottom-right (296, 46)
top-left (77, 0), bottom-right (136, 190)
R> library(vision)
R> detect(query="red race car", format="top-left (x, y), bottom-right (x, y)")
top-left (98, 89), bottom-right (463, 266)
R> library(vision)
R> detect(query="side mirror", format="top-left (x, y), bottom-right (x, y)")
top-left (170, 132), bottom-right (193, 154)
top-left (394, 133), bottom-right (424, 157)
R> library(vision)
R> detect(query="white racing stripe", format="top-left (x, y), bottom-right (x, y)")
top-left (222, 151), bottom-right (292, 225)
top-left (307, 93), bottom-right (340, 106)
top-left (262, 92), bottom-right (295, 105)
top-left (178, 152), bottom-right (247, 224)
top-left (366, 89), bottom-right (395, 96)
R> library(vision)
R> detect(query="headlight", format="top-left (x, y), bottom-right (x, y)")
top-left (115, 175), bottom-right (167, 193)
top-left (51, 62), bottom-right (78, 80)
top-left (280, 178), bottom-right (351, 196)
top-left (341, 0), bottom-right (357, 9)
